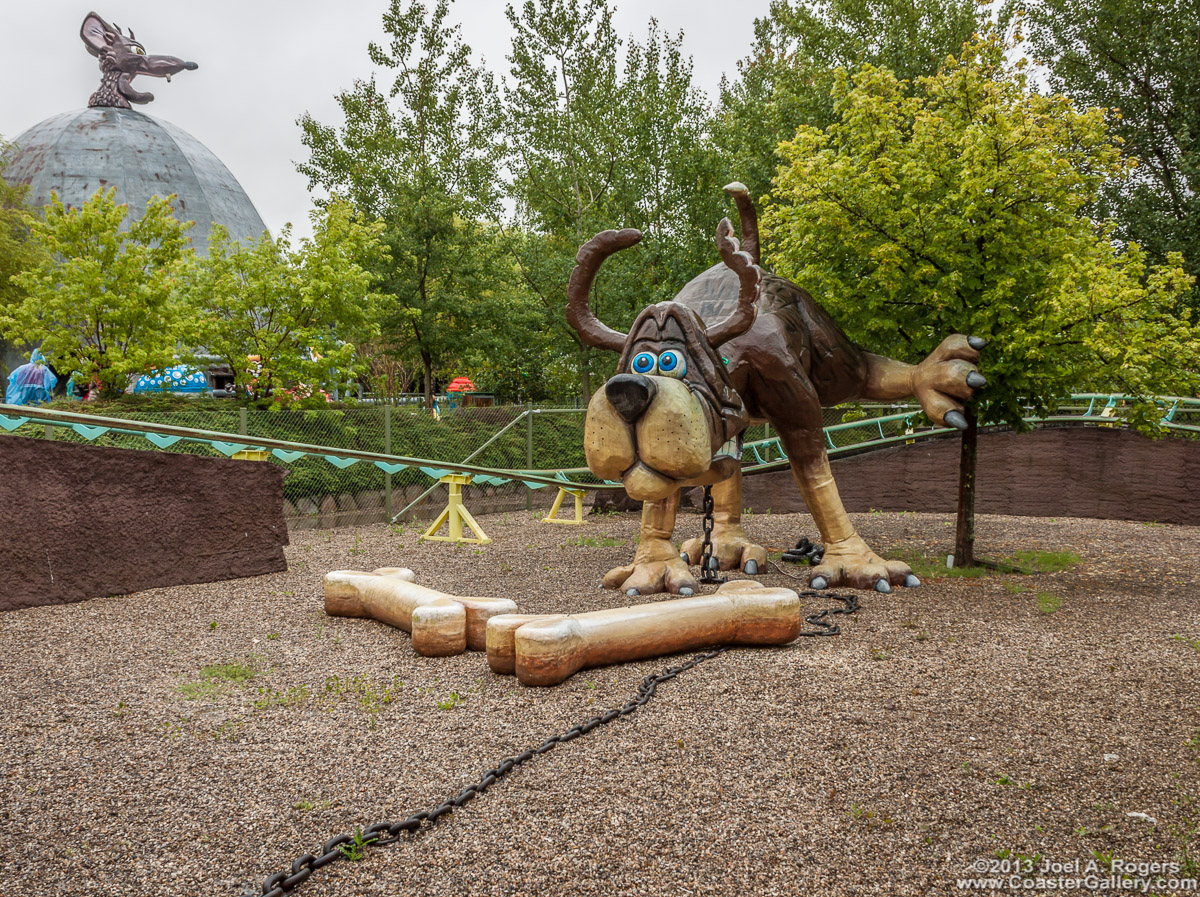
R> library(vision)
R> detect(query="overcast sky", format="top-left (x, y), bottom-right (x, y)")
top-left (2, 1), bottom-right (772, 242)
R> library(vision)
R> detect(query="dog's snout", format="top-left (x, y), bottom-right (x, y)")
top-left (606, 374), bottom-right (657, 424)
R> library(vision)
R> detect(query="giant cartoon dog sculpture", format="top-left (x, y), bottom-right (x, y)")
top-left (571, 184), bottom-right (986, 596)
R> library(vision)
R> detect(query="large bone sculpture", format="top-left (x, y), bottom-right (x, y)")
top-left (325, 570), bottom-right (800, 686)
top-left (324, 568), bottom-right (518, 657)
top-left (489, 580), bottom-right (799, 686)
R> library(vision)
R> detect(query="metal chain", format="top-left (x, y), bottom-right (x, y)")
top-left (766, 560), bottom-right (861, 636)
top-left (698, 485), bottom-right (724, 584)
top-left (248, 647), bottom-right (727, 897)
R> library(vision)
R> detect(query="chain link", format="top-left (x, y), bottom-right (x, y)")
top-left (247, 647), bottom-right (727, 897)
top-left (698, 485), bottom-right (724, 584)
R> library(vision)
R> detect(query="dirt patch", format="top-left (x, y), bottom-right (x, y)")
top-left (1, 509), bottom-right (1198, 896)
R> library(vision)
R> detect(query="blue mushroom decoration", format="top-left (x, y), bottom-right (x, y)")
top-left (133, 365), bottom-right (211, 395)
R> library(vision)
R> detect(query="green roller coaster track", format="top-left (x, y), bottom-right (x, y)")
top-left (2, 393), bottom-right (1197, 493)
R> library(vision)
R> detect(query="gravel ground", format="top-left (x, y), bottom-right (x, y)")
top-left (3, 508), bottom-right (1200, 897)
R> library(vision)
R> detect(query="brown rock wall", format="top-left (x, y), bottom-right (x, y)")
top-left (0, 436), bottom-right (288, 611)
top-left (739, 426), bottom-right (1200, 526)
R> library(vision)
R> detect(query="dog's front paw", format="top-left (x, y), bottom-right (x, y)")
top-left (680, 524), bottom-right (768, 575)
top-left (602, 556), bottom-right (699, 597)
top-left (808, 535), bottom-right (918, 593)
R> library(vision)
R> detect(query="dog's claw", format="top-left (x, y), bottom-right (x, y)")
top-left (904, 574), bottom-right (921, 588)
top-left (743, 559), bottom-right (758, 575)
top-left (811, 575), bottom-right (828, 590)
top-left (679, 587), bottom-right (694, 597)
top-left (944, 410), bottom-right (968, 430)
top-left (966, 371), bottom-right (987, 388)
top-left (679, 552), bottom-right (690, 566)
top-left (968, 335), bottom-right (987, 350)
top-left (626, 588), bottom-right (640, 598)
top-left (874, 579), bottom-right (892, 594)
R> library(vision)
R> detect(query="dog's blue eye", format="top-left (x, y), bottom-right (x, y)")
top-left (631, 352), bottom-right (657, 375)
top-left (657, 350), bottom-right (686, 379)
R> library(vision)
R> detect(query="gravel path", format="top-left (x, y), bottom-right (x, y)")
top-left (2, 509), bottom-right (1199, 896)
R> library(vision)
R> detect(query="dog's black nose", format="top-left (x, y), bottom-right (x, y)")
top-left (605, 373), bottom-right (657, 424)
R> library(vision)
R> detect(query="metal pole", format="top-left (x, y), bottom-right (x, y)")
top-left (239, 407), bottom-right (248, 436)
top-left (384, 405), bottom-right (392, 521)
top-left (526, 402), bottom-right (534, 511)
top-left (392, 406), bottom-right (535, 522)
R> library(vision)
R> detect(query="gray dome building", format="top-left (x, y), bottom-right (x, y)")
top-left (6, 106), bottom-right (267, 256)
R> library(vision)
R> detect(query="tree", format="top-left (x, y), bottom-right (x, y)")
top-left (714, 0), bottom-right (983, 215)
top-left (504, 0), bottom-right (625, 398)
top-left (764, 36), bottom-right (1199, 566)
top-left (0, 139), bottom-right (44, 326)
top-left (505, 3), bottom-right (732, 398)
top-left (1022, 0), bottom-right (1200, 287)
top-left (3, 188), bottom-right (192, 398)
top-left (179, 202), bottom-right (385, 401)
top-left (298, 0), bottom-right (509, 407)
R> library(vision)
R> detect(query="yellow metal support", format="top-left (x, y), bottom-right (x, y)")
top-left (421, 475), bottom-right (491, 544)
top-left (232, 449), bottom-right (270, 461)
top-left (542, 486), bottom-right (588, 525)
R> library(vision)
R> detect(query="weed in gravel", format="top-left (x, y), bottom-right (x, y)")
top-left (293, 798), bottom-right (331, 812)
top-left (889, 549), bottom-right (988, 580)
top-left (437, 692), bottom-right (463, 710)
top-left (869, 647), bottom-right (890, 661)
top-left (561, 535), bottom-right (624, 548)
top-left (266, 633), bottom-right (280, 641)
top-left (339, 829), bottom-right (368, 862)
top-left (208, 621), bottom-right (218, 630)
top-left (254, 685), bottom-right (311, 710)
top-left (1004, 583), bottom-right (1030, 594)
top-left (321, 674), bottom-right (404, 713)
top-left (1012, 549), bottom-right (1081, 573)
top-left (1036, 592), bottom-right (1063, 614)
top-left (1173, 634), bottom-right (1200, 653)
top-left (178, 661), bottom-right (260, 700)
top-left (995, 774), bottom-right (1015, 786)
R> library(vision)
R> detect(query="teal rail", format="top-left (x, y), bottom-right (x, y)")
top-left (3, 394), bottom-right (1196, 488)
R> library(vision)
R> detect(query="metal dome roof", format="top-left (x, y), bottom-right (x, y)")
top-left (5, 106), bottom-right (267, 255)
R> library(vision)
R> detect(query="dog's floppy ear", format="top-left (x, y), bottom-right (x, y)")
top-left (81, 12), bottom-right (117, 56)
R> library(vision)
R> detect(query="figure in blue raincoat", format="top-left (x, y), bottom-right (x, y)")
top-left (4, 350), bottom-right (57, 406)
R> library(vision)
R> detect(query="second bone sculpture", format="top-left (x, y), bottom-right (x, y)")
top-left (324, 568), bottom-right (517, 657)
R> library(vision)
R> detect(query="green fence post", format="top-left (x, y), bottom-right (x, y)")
top-left (44, 423), bottom-right (53, 440)
top-left (238, 407), bottom-right (248, 437)
top-left (384, 405), bottom-right (393, 521)
top-left (526, 402), bottom-right (534, 512)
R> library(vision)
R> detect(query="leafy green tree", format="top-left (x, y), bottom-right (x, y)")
top-left (3, 188), bottom-right (191, 398)
top-left (504, 0), bottom-right (625, 398)
top-left (298, 0), bottom-right (508, 407)
top-left (506, 3), bottom-right (732, 397)
top-left (764, 36), bottom-right (1199, 565)
top-left (0, 137), bottom-right (46, 382)
top-left (0, 139), bottom-right (44, 328)
top-left (1021, 0), bottom-right (1200, 286)
top-left (714, 0), bottom-right (983, 215)
top-left (179, 202), bottom-right (385, 401)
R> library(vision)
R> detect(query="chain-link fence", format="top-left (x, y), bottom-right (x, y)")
top-left (6, 396), bottom-right (1193, 529)
top-left (2, 403), bottom-right (596, 529)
